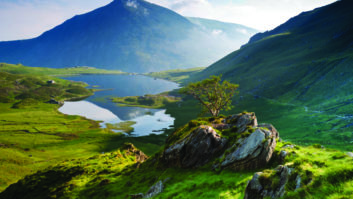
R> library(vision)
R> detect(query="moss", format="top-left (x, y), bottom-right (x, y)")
top-left (331, 152), bottom-right (347, 160)
top-left (240, 131), bottom-right (251, 138)
top-left (312, 144), bottom-right (323, 149)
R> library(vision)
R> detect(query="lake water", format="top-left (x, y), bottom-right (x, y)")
top-left (58, 74), bottom-right (179, 136)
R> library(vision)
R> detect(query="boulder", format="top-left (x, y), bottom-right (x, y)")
top-left (216, 127), bottom-right (278, 171)
top-left (162, 125), bottom-right (228, 168)
top-left (162, 112), bottom-right (279, 171)
top-left (244, 165), bottom-right (297, 199)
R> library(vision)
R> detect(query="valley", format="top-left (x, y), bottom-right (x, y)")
top-left (1, 0), bottom-right (353, 198)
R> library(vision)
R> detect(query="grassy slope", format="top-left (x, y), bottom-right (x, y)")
top-left (184, 0), bottom-right (353, 151)
top-left (0, 62), bottom-right (125, 76)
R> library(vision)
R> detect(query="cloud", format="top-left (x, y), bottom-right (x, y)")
top-left (148, 0), bottom-right (337, 30)
top-left (126, 0), bottom-right (139, 9)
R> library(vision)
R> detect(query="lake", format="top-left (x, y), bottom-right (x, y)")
top-left (58, 74), bottom-right (179, 136)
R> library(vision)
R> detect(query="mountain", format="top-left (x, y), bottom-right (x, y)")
top-left (0, 0), bottom-right (256, 73)
top-left (187, 17), bottom-right (257, 53)
top-left (194, 0), bottom-right (353, 115)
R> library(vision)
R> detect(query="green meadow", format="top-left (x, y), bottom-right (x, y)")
top-left (0, 66), bottom-right (167, 192)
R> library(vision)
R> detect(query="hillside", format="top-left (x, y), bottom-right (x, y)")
top-left (188, 0), bottom-right (353, 150)
top-left (0, 0), bottom-right (256, 73)
top-left (195, 0), bottom-right (353, 110)
top-left (1, 113), bottom-right (353, 198)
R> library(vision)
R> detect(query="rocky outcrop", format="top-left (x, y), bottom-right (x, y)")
top-left (161, 112), bottom-right (279, 171)
top-left (122, 143), bottom-right (148, 163)
top-left (215, 127), bottom-right (278, 171)
top-left (244, 165), bottom-right (300, 199)
top-left (211, 112), bottom-right (258, 132)
top-left (162, 125), bottom-right (228, 168)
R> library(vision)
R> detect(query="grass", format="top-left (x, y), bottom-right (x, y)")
top-left (0, 143), bottom-right (254, 199)
top-left (0, 65), bottom-right (169, 192)
top-left (111, 93), bottom-right (181, 109)
top-left (0, 100), bottom-right (169, 192)
top-left (106, 121), bottom-right (137, 134)
top-left (2, 130), bottom-right (353, 198)
top-left (0, 63), bottom-right (125, 76)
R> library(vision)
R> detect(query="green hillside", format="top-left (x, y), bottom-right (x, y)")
top-left (189, 0), bottom-right (353, 150)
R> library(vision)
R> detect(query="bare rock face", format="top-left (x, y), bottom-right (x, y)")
top-left (216, 127), bottom-right (277, 171)
top-left (225, 113), bottom-right (258, 132)
top-left (244, 165), bottom-right (298, 199)
top-left (144, 180), bottom-right (164, 198)
top-left (162, 125), bottom-right (228, 168)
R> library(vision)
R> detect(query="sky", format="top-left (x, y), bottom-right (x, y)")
top-left (0, 0), bottom-right (337, 41)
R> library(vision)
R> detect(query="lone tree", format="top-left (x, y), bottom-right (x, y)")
top-left (180, 75), bottom-right (239, 117)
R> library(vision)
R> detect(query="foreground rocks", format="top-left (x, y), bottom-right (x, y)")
top-left (244, 165), bottom-right (301, 199)
top-left (161, 112), bottom-right (279, 171)
top-left (122, 143), bottom-right (148, 164)
top-left (162, 125), bottom-right (228, 168)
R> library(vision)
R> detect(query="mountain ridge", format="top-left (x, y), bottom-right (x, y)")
top-left (0, 0), bottom-right (256, 73)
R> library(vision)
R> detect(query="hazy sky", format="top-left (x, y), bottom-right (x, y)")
top-left (0, 0), bottom-right (337, 41)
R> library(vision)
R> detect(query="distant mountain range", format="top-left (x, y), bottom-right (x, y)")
top-left (0, 0), bottom-right (257, 73)
top-left (195, 0), bottom-right (353, 115)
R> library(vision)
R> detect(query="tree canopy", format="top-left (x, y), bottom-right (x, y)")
top-left (180, 75), bottom-right (239, 117)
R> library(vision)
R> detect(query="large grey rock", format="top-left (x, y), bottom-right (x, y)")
top-left (217, 127), bottom-right (277, 170)
top-left (244, 165), bottom-right (296, 199)
top-left (162, 125), bottom-right (228, 168)
top-left (162, 112), bottom-right (279, 171)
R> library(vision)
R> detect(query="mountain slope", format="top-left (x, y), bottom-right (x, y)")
top-left (0, 0), bottom-right (256, 73)
top-left (194, 0), bottom-right (353, 114)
